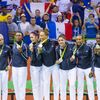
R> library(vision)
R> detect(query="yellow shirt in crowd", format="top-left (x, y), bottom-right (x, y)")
top-left (0, 14), bottom-right (11, 22)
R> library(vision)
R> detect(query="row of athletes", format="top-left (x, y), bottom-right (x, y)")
top-left (0, 29), bottom-right (100, 100)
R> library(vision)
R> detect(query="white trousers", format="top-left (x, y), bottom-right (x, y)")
top-left (0, 71), bottom-right (8, 100)
top-left (95, 67), bottom-right (100, 100)
top-left (77, 68), bottom-right (94, 100)
top-left (30, 66), bottom-right (43, 100)
top-left (43, 64), bottom-right (60, 100)
top-left (12, 67), bottom-right (27, 100)
top-left (59, 68), bottom-right (76, 100)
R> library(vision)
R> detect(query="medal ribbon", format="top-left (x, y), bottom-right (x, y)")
top-left (0, 45), bottom-right (4, 55)
top-left (73, 43), bottom-right (84, 56)
top-left (16, 41), bottom-right (28, 60)
top-left (15, 41), bottom-right (23, 49)
top-left (60, 47), bottom-right (66, 59)
top-left (41, 39), bottom-right (48, 45)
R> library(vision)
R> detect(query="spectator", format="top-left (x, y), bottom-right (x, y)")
top-left (96, 2), bottom-right (100, 16)
top-left (28, 17), bottom-right (43, 33)
top-left (55, 13), bottom-right (64, 38)
top-left (13, 7), bottom-right (23, 25)
top-left (63, 11), bottom-right (71, 23)
top-left (95, 2), bottom-right (100, 29)
top-left (18, 13), bottom-right (31, 45)
top-left (91, 0), bottom-right (100, 5)
top-left (40, 13), bottom-right (56, 39)
top-left (0, 1), bottom-right (11, 45)
top-left (56, 12), bottom-right (64, 22)
top-left (71, 12), bottom-right (82, 26)
top-left (35, 9), bottom-right (42, 26)
top-left (72, 1), bottom-right (85, 25)
top-left (18, 14), bottom-right (29, 35)
top-left (72, 19), bottom-right (81, 39)
top-left (83, 13), bottom-right (99, 39)
top-left (56, 0), bottom-right (71, 13)
top-left (84, 3), bottom-right (98, 22)
top-left (10, 4), bottom-right (18, 19)
top-left (50, 5), bottom-right (59, 22)
top-left (7, 15), bottom-right (18, 48)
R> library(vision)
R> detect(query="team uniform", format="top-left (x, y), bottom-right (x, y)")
top-left (41, 39), bottom-right (59, 100)
top-left (94, 44), bottom-right (100, 100)
top-left (76, 44), bottom-right (95, 100)
top-left (30, 42), bottom-right (43, 100)
top-left (56, 43), bottom-right (76, 100)
top-left (12, 41), bottom-right (29, 100)
top-left (0, 45), bottom-right (11, 100)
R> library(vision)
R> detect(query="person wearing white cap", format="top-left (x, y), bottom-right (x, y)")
top-left (18, 13), bottom-right (30, 36)
top-left (18, 13), bottom-right (31, 45)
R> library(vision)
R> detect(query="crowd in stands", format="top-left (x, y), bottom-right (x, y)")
top-left (0, 1), bottom-right (100, 100)
top-left (0, 0), bottom-right (99, 47)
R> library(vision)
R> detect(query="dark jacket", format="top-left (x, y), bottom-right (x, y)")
top-left (94, 44), bottom-right (100, 68)
top-left (12, 41), bottom-right (29, 67)
top-left (30, 42), bottom-right (42, 67)
top-left (76, 44), bottom-right (92, 69)
top-left (0, 45), bottom-right (11, 70)
top-left (56, 43), bottom-right (76, 70)
top-left (41, 39), bottom-right (56, 67)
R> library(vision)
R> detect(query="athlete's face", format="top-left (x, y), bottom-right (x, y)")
top-left (76, 36), bottom-right (83, 46)
top-left (39, 31), bottom-right (48, 42)
top-left (96, 34), bottom-right (100, 45)
top-left (30, 33), bottom-right (38, 43)
top-left (58, 37), bottom-right (66, 48)
top-left (15, 32), bottom-right (23, 42)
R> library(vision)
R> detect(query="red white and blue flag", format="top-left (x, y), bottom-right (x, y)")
top-left (55, 23), bottom-right (72, 40)
top-left (26, 2), bottom-right (51, 16)
top-left (2, 0), bottom-right (28, 6)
